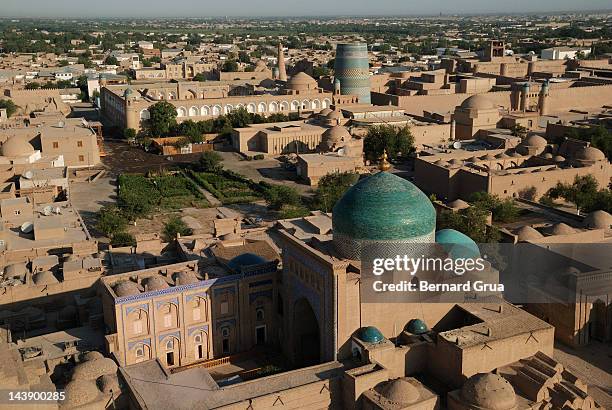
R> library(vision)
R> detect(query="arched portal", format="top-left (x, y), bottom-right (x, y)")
top-left (292, 298), bottom-right (320, 367)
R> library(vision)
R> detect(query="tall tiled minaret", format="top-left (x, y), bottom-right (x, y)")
top-left (277, 43), bottom-right (287, 82)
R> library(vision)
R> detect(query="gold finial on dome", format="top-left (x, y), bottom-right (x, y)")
top-left (379, 149), bottom-right (391, 171)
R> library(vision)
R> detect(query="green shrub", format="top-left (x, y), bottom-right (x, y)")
top-left (163, 216), bottom-right (193, 241)
top-left (111, 232), bottom-right (136, 247)
top-left (97, 205), bottom-right (128, 237)
top-left (253, 154), bottom-right (265, 160)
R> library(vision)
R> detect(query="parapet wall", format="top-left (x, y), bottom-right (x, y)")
top-left (373, 83), bottom-right (612, 116)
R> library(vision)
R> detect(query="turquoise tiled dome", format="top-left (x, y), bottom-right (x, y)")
top-left (358, 326), bottom-right (385, 344)
top-left (332, 172), bottom-right (436, 242)
top-left (435, 229), bottom-right (480, 259)
top-left (406, 319), bottom-right (429, 335)
top-left (228, 253), bottom-right (267, 271)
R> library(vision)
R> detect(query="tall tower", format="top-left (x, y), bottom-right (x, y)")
top-left (538, 81), bottom-right (550, 116)
top-left (277, 43), bottom-right (287, 82)
top-left (334, 43), bottom-right (371, 104)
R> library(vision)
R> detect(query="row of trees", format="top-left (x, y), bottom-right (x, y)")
top-left (141, 102), bottom-right (292, 140)
top-left (545, 175), bottom-right (612, 214)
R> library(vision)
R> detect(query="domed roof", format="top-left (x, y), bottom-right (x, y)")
top-left (4, 262), bottom-right (28, 277)
top-left (320, 125), bottom-right (351, 151)
top-left (287, 72), bottom-right (317, 91)
top-left (480, 153), bottom-right (496, 161)
top-left (435, 229), bottom-right (480, 259)
top-left (173, 270), bottom-right (199, 286)
top-left (380, 378), bottom-right (420, 404)
top-left (357, 326), bottom-right (385, 344)
top-left (460, 95), bottom-right (495, 110)
top-left (97, 373), bottom-right (121, 394)
top-left (1, 136), bottom-right (35, 157)
top-left (32, 270), bottom-right (58, 286)
top-left (326, 110), bottom-right (343, 120)
top-left (522, 135), bottom-right (547, 148)
top-left (113, 281), bottom-right (140, 297)
top-left (574, 146), bottom-right (605, 162)
top-left (319, 108), bottom-right (333, 116)
top-left (514, 226), bottom-right (543, 242)
top-left (553, 155), bottom-right (566, 162)
top-left (72, 358), bottom-right (117, 381)
top-left (81, 351), bottom-right (104, 362)
top-left (228, 253), bottom-right (268, 271)
top-left (583, 210), bottom-right (612, 229)
top-left (332, 172), bottom-right (436, 242)
top-left (142, 276), bottom-right (169, 291)
top-left (59, 305), bottom-right (77, 320)
top-left (549, 222), bottom-right (576, 236)
top-left (542, 153), bottom-right (553, 159)
top-left (448, 199), bottom-right (470, 210)
top-left (406, 319), bottom-right (429, 335)
top-left (62, 380), bottom-right (101, 408)
top-left (460, 373), bottom-right (517, 410)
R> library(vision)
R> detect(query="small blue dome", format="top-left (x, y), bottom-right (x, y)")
top-left (227, 253), bottom-right (268, 272)
top-left (357, 326), bottom-right (385, 344)
top-left (406, 319), bottom-right (428, 335)
top-left (435, 229), bottom-right (480, 259)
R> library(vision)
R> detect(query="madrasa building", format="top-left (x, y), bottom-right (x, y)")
top-left (108, 165), bottom-right (604, 409)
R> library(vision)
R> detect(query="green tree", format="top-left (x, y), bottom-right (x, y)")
top-left (105, 55), bottom-right (119, 65)
top-left (163, 216), bottom-right (193, 241)
top-left (313, 171), bottom-right (359, 212)
top-left (547, 175), bottom-right (612, 213)
top-left (510, 124), bottom-right (528, 139)
top-left (469, 192), bottom-right (519, 223)
top-left (25, 82), bottom-right (41, 90)
top-left (123, 128), bottom-right (136, 141)
top-left (148, 101), bottom-right (178, 136)
top-left (111, 232), bottom-right (136, 247)
top-left (363, 125), bottom-right (414, 161)
top-left (221, 60), bottom-right (239, 72)
top-left (226, 107), bottom-right (253, 128)
top-left (97, 206), bottom-right (128, 237)
top-left (437, 207), bottom-right (500, 243)
top-left (0, 99), bottom-right (18, 117)
top-left (264, 185), bottom-right (300, 210)
top-left (198, 151), bottom-right (224, 173)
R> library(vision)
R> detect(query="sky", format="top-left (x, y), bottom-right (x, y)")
top-left (1, 0), bottom-right (611, 18)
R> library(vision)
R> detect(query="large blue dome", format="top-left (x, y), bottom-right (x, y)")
top-left (435, 229), bottom-right (480, 259)
top-left (228, 253), bottom-right (268, 272)
top-left (333, 172), bottom-right (436, 241)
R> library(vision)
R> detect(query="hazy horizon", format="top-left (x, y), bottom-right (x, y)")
top-left (1, 0), bottom-right (611, 19)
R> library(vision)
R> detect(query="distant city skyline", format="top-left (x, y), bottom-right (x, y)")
top-left (1, 0), bottom-right (611, 18)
